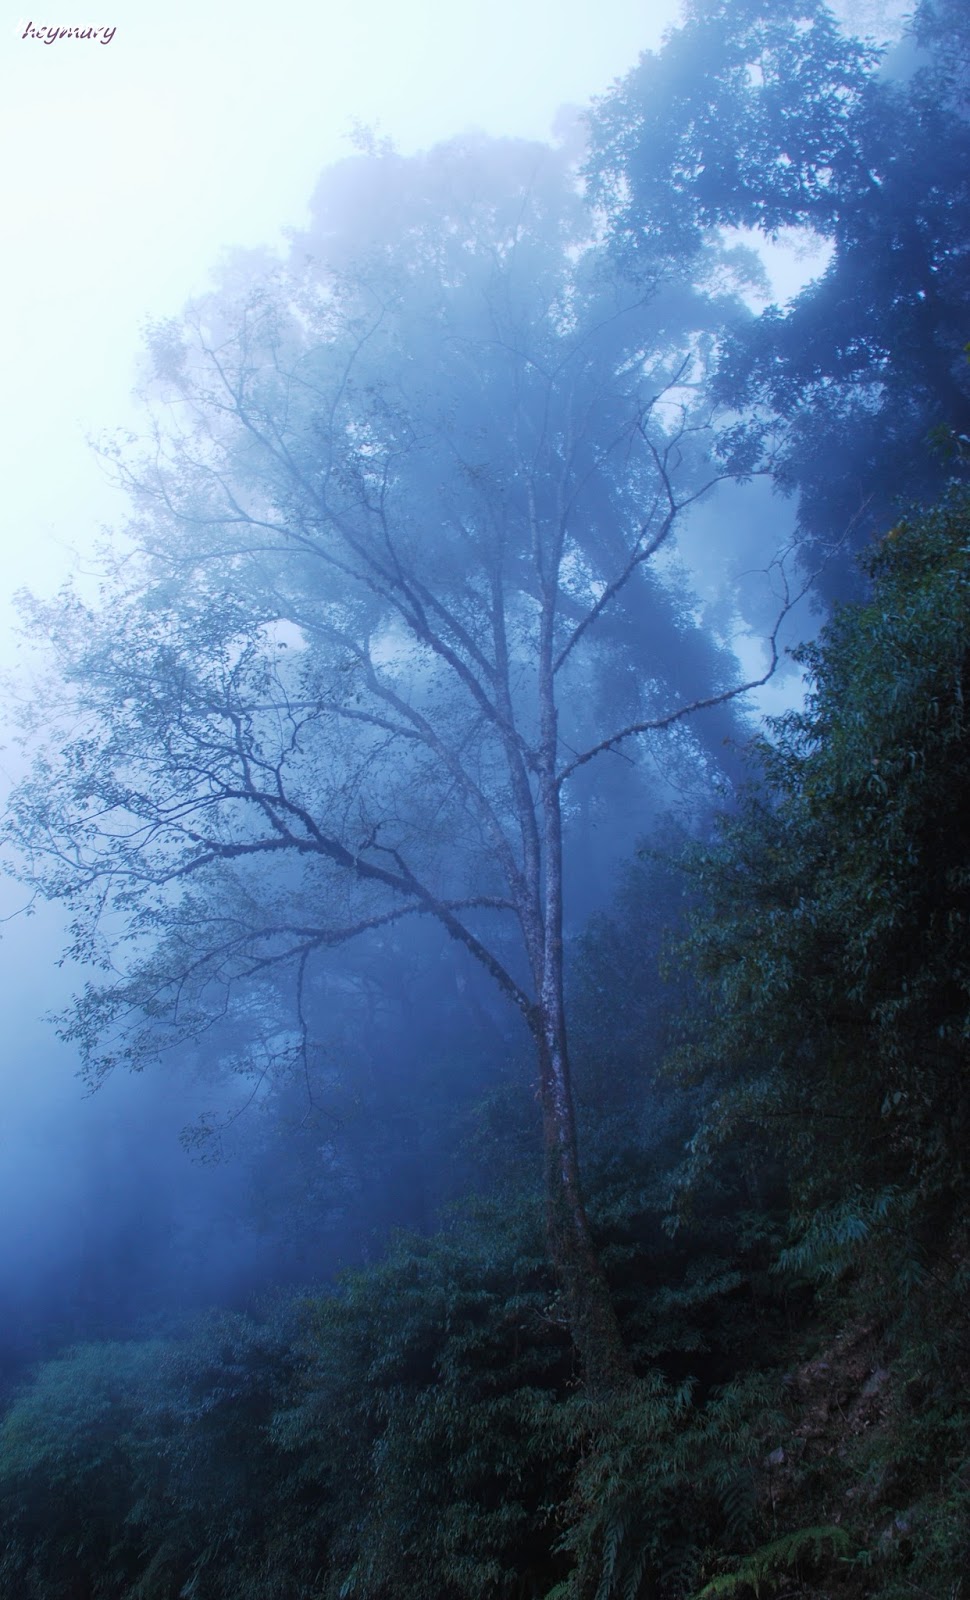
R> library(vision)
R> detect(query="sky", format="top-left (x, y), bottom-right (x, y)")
top-left (0, 0), bottom-right (906, 673)
top-left (0, 0), bottom-right (683, 624)
top-left (0, 0), bottom-right (687, 952)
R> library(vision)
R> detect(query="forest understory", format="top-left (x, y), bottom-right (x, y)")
top-left (3, 487), bottom-right (969, 1599)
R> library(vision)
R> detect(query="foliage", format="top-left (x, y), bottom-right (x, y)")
top-left (692, 1525), bottom-right (850, 1599)
top-left (0, 1313), bottom-right (317, 1600)
top-left (588, 0), bottom-right (970, 583)
top-left (546, 1368), bottom-right (785, 1600)
top-left (9, 489), bottom-right (970, 1599)
top-left (0, 1340), bottom-right (169, 1598)
top-left (0, 1155), bottom-right (796, 1600)
top-left (669, 487), bottom-right (970, 1229)
top-left (5, 2), bottom-right (970, 1594)
top-left (658, 489), bottom-right (970, 1592)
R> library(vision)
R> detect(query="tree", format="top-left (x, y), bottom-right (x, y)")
top-left (670, 486), bottom-right (970, 1247)
top-left (4, 136), bottom-right (788, 1393)
top-left (587, 0), bottom-right (970, 590)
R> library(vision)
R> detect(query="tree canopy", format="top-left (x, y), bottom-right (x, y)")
top-left (587, 0), bottom-right (970, 582)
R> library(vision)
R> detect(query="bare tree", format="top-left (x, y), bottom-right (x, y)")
top-left (4, 138), bottom-right (789, 1392)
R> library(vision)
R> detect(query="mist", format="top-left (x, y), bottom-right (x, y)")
top-left (2, 0), bottom-right (968, 1594)
top-left (2, 0), bottom-right (695, 1380)
top-left (0, 0), bottom-right (932, 1375)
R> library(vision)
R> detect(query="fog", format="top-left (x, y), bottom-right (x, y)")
top-left (2, 0), bottom-right (692, 1383)
top-left (0, 0), bottom-right (943, 1401)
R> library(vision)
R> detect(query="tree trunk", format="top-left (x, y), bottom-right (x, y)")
top-left (533, 1012), bottom-right (632, 1395)
top-left (531, 627), bottom-right (632, 1396)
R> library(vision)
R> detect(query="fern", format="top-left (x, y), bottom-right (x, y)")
top-left (776, 1188), bottom-right (900, 1281)
top-left (692, 1525), bottom-right (851, 1598)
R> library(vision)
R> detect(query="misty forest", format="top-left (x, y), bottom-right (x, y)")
top-left (2, 0), bottom-right (970, 1595)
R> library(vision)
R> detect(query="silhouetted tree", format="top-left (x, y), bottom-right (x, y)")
top-left (4, 137), bottom-right (791, 1391)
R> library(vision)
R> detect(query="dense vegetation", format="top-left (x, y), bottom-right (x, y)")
top-left (3, 487), bottom-right (968, 1597)
top-left (2, 0), bottom-right (969, 1594)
